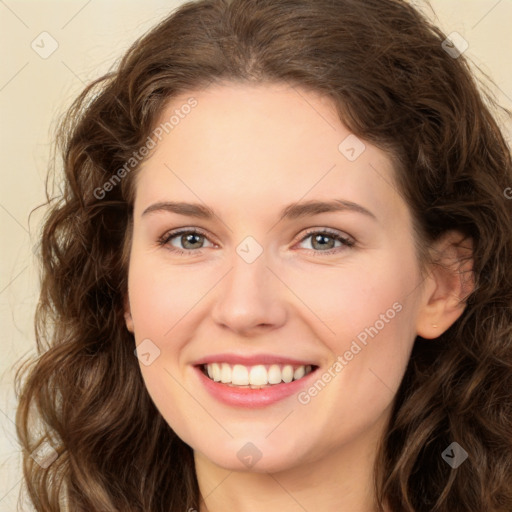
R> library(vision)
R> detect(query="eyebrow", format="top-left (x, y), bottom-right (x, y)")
top-left (141, 199), bottom-right (377, 222)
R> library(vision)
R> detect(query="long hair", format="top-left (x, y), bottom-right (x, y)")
top-left (14, 0), bottom-right (512, 510)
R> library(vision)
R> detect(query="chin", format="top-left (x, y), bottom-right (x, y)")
top-left (193, 437), bottom-right (309, 474)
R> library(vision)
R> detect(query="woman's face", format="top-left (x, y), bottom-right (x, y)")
top-left (124, 82), bottom-right (429, 472)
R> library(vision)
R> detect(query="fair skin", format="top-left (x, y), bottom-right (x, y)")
top-left (124, 82), bottom-right (473, 512)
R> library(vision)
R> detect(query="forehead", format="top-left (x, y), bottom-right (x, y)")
top-left (133, 82), bottom-right (407, 225)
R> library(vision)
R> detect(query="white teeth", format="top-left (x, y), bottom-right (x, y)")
top-left (220, 363), bottom-right (231, 383)
top-left (212, 363), bottom-right (221, 382)
top-left (268, 364), bottom-right (282, 384)
top-left (203, 362), bottom-right (314, 387)
top-left (282, 365), bottom-right (294, 383)
top-left (232, 364), bottom-right (249, 385)
top-left (293, 366), bottom-right (305, 380)
top-left (249, 365), bottom-right (268, 386)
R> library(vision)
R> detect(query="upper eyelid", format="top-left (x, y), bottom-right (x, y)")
top-left (162, 227), bottom-right (216, 246)
top-left (300, 227), bottom-right (354, 242)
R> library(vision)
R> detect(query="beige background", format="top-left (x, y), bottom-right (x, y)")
top-left (0, 0), bottom-right (511, 509)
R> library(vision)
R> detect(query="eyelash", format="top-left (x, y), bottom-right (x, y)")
top-left (157, 227), bottom-right (355, 257)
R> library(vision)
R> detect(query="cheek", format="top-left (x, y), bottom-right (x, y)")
top-left (127, 256), bottom-right (207, 440)
top-left (287, 250), bottom-right (419, 389)
top-left (286, 254), bottom-right (419, 446)
top-left (127, 250), bottom-right (207, 340)
top-left (127, 254), bottom-right (187, 376)
top-left (285, 250), bottom-right (415, 337)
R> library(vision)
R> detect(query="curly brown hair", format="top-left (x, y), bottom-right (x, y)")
top-left (14, 0), bottom-right (512, 510)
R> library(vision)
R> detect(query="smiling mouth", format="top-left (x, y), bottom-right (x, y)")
top-left (199, 362), bottom-right (318, 389)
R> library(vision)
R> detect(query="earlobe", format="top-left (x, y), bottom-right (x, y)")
top-left (124, 295), bottom-right (134, 333)
top-left (416, 231), bottom-right (474, 339)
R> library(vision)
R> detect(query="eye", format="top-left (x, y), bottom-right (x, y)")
top-left (157, 228), bottom-right (215, 255)
top-left (295, 228), bottom-right (355, 255)
top-left (157, 227), bottom-right (355, 257)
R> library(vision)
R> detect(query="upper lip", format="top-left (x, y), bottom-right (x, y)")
top-left (192, 353), bottom-right (318, 367)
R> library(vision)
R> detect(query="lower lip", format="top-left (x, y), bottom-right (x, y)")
top-left (194, 366), bottom-right (318, 408)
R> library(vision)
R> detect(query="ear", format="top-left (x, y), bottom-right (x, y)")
top-left (416, 230), bottom-right (475, 339)
top-left (124, 294), bottom-right (135, 333)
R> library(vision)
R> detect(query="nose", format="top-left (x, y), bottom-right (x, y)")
top-left (210, 248), bottom-right (288, 336)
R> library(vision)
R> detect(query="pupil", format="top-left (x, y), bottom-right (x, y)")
top-left (313, 234), bottom-right (333, 250)
top-left (184, 233), bottom-right (202, 249)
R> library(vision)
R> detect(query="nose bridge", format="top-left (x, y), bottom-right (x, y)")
top-left (210, 239), bottom-right (287, 333)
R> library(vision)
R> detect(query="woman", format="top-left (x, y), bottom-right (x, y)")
top-left (15, 0), bottom-right (512, 510)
